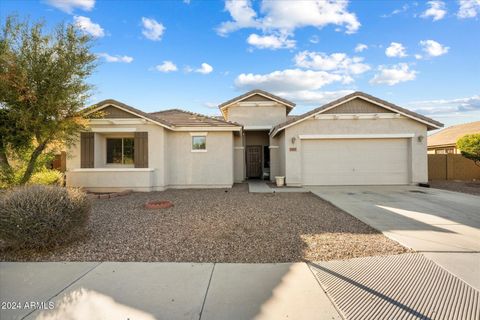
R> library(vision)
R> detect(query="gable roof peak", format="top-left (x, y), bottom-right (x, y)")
top-left (218, 89), bottom-right (296, 110)
top-left (270, 91), bottom-right (444, 136)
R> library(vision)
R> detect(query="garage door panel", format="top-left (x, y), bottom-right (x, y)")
top-left (301, 139), bottom-right (409, 185)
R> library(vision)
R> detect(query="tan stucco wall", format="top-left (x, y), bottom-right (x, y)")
top-left (269, 135), bottom-right (282, 180)
top-left (226, 104), bottom-right (287, 127)
top-left (245, 131), bottom-right (269, 146)
top-left (233, 133), bottom-right (245, 182)
top-left (66, 121), bottom-right (236, 190)
top-left (164, 131), bottom-right (234, 187)
top-left (283, 117), bottom-right (428, 185)
top-left (279, 132), bottom-right (286, 178)
top-left (67, 169), bottom-right (154, 192)
top-left (66, 123), bottom-right (167, 191)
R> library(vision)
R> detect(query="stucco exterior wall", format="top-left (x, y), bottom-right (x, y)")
top-left (67, 169), bottom-right (154, 192)
top-left (233, 133), bottom-right (245, 182)
top-left (283, 117), bottom-right (428, 185)
top-left (269, 135), bottom-right (282, 180)
top-left (164, 131), bottom-right (234, 188)
top-left (278, 132), bottom-right (286, 178)
top-left (67, 124), bottom-right (236, 190)
top-left (67, 123), bottom-right (166, 191)
top-left (245, 131), bottom-right (269, 146)
top-left (226, 104), bottom-right (287, 127)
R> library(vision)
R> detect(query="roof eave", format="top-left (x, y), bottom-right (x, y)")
top-left (270, 92), bottom-right (444, 137)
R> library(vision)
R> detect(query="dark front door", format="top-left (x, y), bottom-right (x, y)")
top-left (246, 145), bottom-right (262, 178)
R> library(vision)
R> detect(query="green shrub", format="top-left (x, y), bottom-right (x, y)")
top-left (0, 185), bottom-right (91, 249)
top-left (457, 133), bottom-right (480, 166)
top-left (29, 169), bottom-right (64, 186)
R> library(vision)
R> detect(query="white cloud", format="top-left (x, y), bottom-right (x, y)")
top-left (155, 61), bottom-right (178, 73)
top-left (217, 0), bottom-right (360, 40)
top-left (354, 43), bottom-right (368, 52)
top-left (247, 33), bottom-right (295, 49)
top-left (204, 102), bottom-right (218, 109)
top-left (309, 35), bottom-right (319, 44)
top-left (370, 63), bottom-right (417, 85)
top-left (421, 1), bottom-right (447, 21)
top-left (141, 17), bottom-right (165, 41)
top-left (196, 63), bottom-right (213, 74)
top-left (381, 4), bottom-right (411, 18)
top-left (419, 40), bottom-right (449, 57)
top-left (217, 0), bottom-right (260, 35)
top-left (73, 16), bottom-right (104, 37)
top-left (409, 95), bottom-right (480, 115)
top-left (457, 0), bottom-right (480, 18)
top-left (46, 0), bottom-right (95, 13)
top-left (385, 42), bottom-right (407, 57)
top-left (294, 51), bottom-right (370, 75)
top-left (97, 53), bottom-right (133, 63)
top-left (235, 69), bottom-right (345, 92)
top-left (259, 0), bottom-right (360, 34)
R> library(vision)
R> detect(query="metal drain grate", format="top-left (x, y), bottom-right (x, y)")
top-left (310, 254), bottom-right (479, 320)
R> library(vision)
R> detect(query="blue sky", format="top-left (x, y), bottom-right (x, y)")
top-left (1, 0), bottom-right (479, 127)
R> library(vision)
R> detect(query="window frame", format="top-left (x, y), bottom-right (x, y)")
top-left (191, 135), bottom-right (207, 152)
top-left (106, 137), bottom-right (135, 165)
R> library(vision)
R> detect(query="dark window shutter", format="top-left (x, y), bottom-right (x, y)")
top-left (134, 132), bottom-right (148, 168)
top-left (80, 132), bottom-right (95, 168)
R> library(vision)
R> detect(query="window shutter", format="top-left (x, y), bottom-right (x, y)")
top-left (134, 132), bottom-right (148, 168)
top-left (80, 132), bottom-right (94, 168)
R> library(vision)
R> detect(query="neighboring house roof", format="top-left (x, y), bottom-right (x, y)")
top-left (218, 89), bottom-right (296, 111)
top-left (150, 109), bottom-right (240, 127)
top-left (83, 99), bottom-right (241, 129)
top-left (428, 121), bottom-right (480, 148)
top-left (271, 91), bottom-right (444, 136)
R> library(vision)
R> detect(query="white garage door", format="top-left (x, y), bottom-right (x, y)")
top-left (301, 138), bottom-right (409, 185)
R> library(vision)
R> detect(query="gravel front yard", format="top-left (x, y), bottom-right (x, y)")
top-left (1, 184), bottom-right (407, 262)
top-left (429, 180), bottom-right (480, 196)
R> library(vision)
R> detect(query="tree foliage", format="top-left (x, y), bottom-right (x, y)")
top-left (0, 15), bottom-right (96, 185)
top-left (457, 133), bottom-right (480, 167)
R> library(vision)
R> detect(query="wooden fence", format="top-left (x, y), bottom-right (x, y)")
top-left (428, 154), bottom-right (480, 181)
top-left (51, 151), bottom-right (67, 172)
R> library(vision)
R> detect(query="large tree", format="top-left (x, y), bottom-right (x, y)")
top-left (457, 133), bottom-right (480, 167)
top-left (0, 16), bottom-right (96, 185)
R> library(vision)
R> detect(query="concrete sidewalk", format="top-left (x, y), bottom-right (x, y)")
top-left (0, 262), bottom-right (341, 320)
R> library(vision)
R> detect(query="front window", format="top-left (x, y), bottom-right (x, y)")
top-left (107, 138), bottom-right (134, 164)
top-left (192, 136), bottom-right (206, 151)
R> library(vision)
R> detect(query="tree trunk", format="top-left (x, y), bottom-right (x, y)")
top-left (19, 141), bottom-right (48, 185)
top-left (0, 139), bottom-right (13, 183)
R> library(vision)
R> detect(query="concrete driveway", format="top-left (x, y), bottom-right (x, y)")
top-left (307, 185), bottom-right (480, 290)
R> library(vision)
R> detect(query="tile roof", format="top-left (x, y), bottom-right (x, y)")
top-left (83, 99), bottom-right (173, 128)
top-left (84, 99), bottom-right (241, 129)
top-left (271, 91), bottom-right (444, 136)
top-left (218, 89), bottom-right (296, 109)
top-left (149, 109), bottom-right (241, 127)
top-left (428, 121), bottom-right (480, 147)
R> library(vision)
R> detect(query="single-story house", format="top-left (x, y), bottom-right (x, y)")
top-left (427, 121), bottom-right (480, 154)
top-left (66, 90), bottom-right (443, 191)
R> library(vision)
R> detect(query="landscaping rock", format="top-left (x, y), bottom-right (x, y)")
top-left (0, 184), bottom-right (408, 262)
